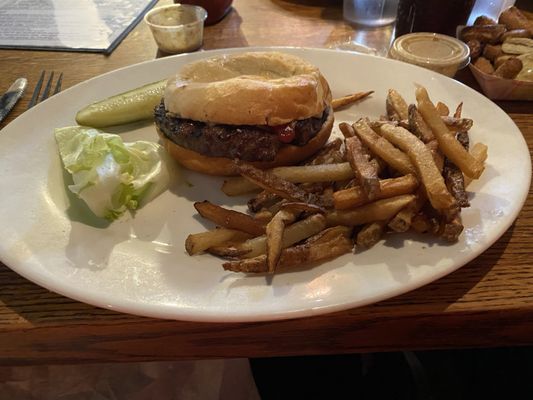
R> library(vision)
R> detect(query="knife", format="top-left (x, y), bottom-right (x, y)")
top-left (0, 78), bottom-right (27, 123)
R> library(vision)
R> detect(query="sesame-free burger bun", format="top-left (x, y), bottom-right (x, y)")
top-left (164, 51), bottom-right (332, 126)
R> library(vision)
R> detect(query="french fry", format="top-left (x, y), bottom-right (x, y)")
top-left (279, 201), bottom-right (326, 215)
top-left (464, 142), bottom-right (488, 188)
top-left (248, 190), bottom-right (281, 213)
top-left (425, 139), bottom-right (444, 172)
top-left (441, 116), bottom-right (473, 132)
top-left (236, 162), bottom-right (324, 205)
top-left (387, 189), bottom-right (427, 232)
top-left (353, 119), bottom-right (417, 176)
top-left (386, 89), bottom-right (409, 121)
top-left (305, 137), bottom-right (344, 165)
top-left (332, 91), bottom-right (374, 110)
top-left (266, 210), bottom-right (296, 272)
top-left (438, 216), bottom-right (464, 242)
top-left (210, 214), bottom-right (327, 259)
top-left (408, 104), bottom-right (434, 143)
top-left (356, 221), bottom-right (387, 248)
top-left (339, 121), bottom-right (356, 138)
top-left (194, 201), bottom-right (265, 236)
top-left (443, 158), bottom-right (470, 208)
top-left (326, 194), bottom-right (415, 226)
top-left (222, 163), bottom-right (354, 196)
top-left (185, 228), bottom-right (252, 255)
top-left (435, 101), bottom-right (450, 116)
top-left (305, 225), bottom-right (353, 244)
top-left (223, 228), bottom-right (353, 273)
top-left (380, 124), bottom-right (457, 217)
top-left (253, 209), bottom-right (274, 223)
top-left (416, 86), bottom-right (484, 179)
top-left (333, 174), bottom-right (418, 210)
top-left (345, 135), bottom-right (380, 200)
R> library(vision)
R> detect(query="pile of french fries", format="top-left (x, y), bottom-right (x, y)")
top-left (185, 85), bottom-right (488, 274)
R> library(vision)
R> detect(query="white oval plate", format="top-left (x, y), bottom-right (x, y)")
top-left (0, 47), bottom-right (530, 322)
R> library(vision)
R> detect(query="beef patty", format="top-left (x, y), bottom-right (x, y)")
top-left (154, 102), bottom-right (328, 162)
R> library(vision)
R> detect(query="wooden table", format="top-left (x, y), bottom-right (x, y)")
top-left (0, 0), bottom-right (532, 366)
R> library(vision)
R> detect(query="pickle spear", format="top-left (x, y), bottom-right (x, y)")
top-left (75, 79), bottom-right (167, 128)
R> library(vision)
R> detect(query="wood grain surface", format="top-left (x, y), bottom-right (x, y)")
top-left (0, 0), bottom-right (532, 365)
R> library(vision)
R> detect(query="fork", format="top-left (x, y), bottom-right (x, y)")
top-left (27, 71), bottom-right (63, 109)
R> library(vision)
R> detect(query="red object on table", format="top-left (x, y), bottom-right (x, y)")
top-left (177, 0), bottom-right (233, 25)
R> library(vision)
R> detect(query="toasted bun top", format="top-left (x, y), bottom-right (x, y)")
top-left (164, 51), bottom-right (332, 126)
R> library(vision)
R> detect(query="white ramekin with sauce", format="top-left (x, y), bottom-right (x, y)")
top-left (389, 32), bottom-right (470, 78)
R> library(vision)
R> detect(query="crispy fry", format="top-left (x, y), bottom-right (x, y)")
top-left (435, 101), bottom-right (450, 116)
top-left (194, 201), bottom-right (265, 236)
top-left (387, 189), bottom-right (427, 232)
top-left (345, 135), bottom-right (381, 200)
top-left (464, 142), bottom-right (488, 187)
top-left (253, 209), bottom-right (274, 223)
top-left (223, 228), bottom-right (353, 273)
top-left (443, 157), bottom-right (470, 208)
top-left (356, 221), bottom-right (387, 248)
top-left (279, 202), bottom-right (325, 215)
top-left (416, 86), bottom-right (485, 179)
top-left (266, 210), bottom-right (297, 272)
top-left (408, 104), bottom-right (435, 143)
top-left (327, 194), bottom-right (415, 226)
top-left (185, 228), bottom-right (252, 255)
top-left (305, 138), bottom-right (344, 165)
top-left (248, 190), bottom-right (281, 213)
top-left (454, 102), bottom-right (463, 119)
top-left (305, 225), bottom-right (353, 244)
top-left (380, 124), bottom-right (457, 217)
top-left (210, 214), bottom-right (327, 259)
top-left (441, 116), bottom-right (474, 131)
top-left (353, 119), bottom-right (416, 176)
top-left (222, 163), bottom-right (354, 196)
top-left (425, 139), bottom-right (444, 172)
top-left (333, 174), bottom-right (418, 210)
top-left (386, 89), bottom-right (409, 121)
top-left (438, 216), bottom-right (464, 242)
top-left (332, 91), bottom-right (374, 110)
top-left (235, 162), bottom-right (323, 205)
top-left (339, 121), bottom-right (356, 138)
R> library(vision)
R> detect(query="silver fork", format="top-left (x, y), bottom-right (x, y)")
top-left (27, 71), bottom-right (63, 109)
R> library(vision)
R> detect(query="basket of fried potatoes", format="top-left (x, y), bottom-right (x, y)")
top-left (185, 85), bottom-right (488, 274)
top-left (461, 6), bottom-right (533, 100)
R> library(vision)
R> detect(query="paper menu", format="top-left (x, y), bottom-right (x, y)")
top-left (0, 0), bottom-right (157, 54)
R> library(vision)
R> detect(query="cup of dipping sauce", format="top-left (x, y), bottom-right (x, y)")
top-left (144, 4), bottom-right (207, 54)
top-left (389, 33), bottom-right (470, 77)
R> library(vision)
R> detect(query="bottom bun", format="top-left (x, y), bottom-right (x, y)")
top-left (156, 107), bottom-right (334, 176)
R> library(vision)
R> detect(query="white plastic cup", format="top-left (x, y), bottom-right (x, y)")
top-left (343, 0), bottom-right (400, 27)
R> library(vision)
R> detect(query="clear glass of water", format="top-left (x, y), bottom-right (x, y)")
top-left (343, 0), bottom-right (400, 27)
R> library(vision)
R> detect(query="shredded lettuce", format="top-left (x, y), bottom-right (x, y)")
top-left (55, 126), bottom-right (171, 220)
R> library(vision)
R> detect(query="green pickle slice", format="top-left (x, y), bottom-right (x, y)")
top-left (75, 79), bottom-right (167, 128)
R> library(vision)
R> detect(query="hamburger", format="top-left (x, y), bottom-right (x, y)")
top-left (154, 52), bottom-right (334, 176)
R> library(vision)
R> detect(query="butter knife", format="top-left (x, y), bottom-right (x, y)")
top-left (0, 78), bottom-right (27, 123)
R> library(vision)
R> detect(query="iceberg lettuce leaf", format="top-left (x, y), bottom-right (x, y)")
top-left (55, 126), bottom-right (171, 220)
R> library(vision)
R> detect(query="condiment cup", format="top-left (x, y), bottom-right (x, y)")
top-left (144, 4), bottom-right (208, 54)
top-left (389, 32), bottom-right (470, 78)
